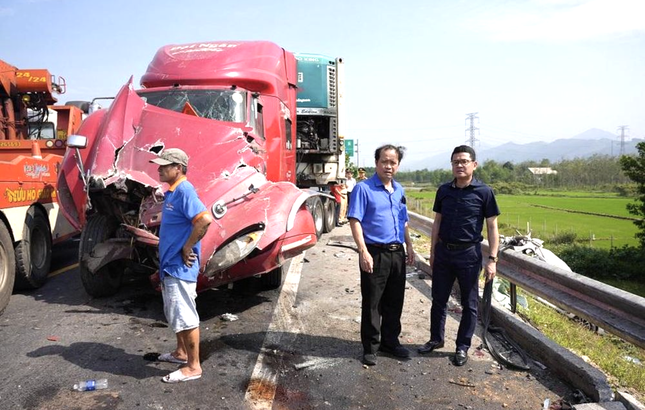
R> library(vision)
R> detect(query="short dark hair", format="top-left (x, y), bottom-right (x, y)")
top-left (374, 144), bottom-right (405, 163)
top-left (451, 145), bottom-right (476, 161)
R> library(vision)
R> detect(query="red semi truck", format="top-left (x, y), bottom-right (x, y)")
top-left (57, 41), bottom-right (345, 297)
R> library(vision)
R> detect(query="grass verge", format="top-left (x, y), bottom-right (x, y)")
top-left (519, 293), bottom-right (645, 400)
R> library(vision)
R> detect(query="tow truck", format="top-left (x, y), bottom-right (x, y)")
top-left (0, 59), bottom-right (83, 314)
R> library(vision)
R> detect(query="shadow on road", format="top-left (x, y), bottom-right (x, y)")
top-left (27, 342), bottom-right (168, 379)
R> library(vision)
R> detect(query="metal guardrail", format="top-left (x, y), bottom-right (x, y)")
top-left (408, 211), bottom-right (645, 350)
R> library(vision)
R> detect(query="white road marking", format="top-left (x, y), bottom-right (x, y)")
top-left (244, 253), bottom-right (305, 409)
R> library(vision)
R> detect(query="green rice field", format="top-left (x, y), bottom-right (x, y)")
top-left (406, 190), bottom-right (640, 249)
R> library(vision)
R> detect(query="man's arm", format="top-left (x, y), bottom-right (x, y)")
top-left (182, 213), bottom-right (213, 267)
top-left (484, 215), bottom-right (499, 281)
top-left (430, 213), bottom-right (441, 268)
top-left (349, 218), bottom-right (373, 274)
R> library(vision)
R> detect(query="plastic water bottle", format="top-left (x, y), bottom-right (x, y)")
top-left (72, 378), bottom-right (108, 391)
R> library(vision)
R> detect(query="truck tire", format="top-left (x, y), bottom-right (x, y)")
top-left (323, 198), bottom-right (336, 233)
top-left (261, 265), bottom-right (283, 290)
top-left (307, 197), bottom-right (324, 239)
top-left (14, 207), bottom-right (52, 289)
top-left (79, 214), bottom-right (122, 297)
top-left (0, 222), bottom-right (16, 316)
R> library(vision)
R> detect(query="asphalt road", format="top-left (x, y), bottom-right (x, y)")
top-left (0, 227), bottom-right (576, 410)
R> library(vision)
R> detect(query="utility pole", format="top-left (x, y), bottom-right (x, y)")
top-left (617, 125), bottom-right (628, 156)
top-left (465, 112), bottom-right (479, 147)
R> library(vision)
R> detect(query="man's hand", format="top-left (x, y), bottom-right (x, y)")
top-left (406, 245), bottom-right (415, 266)
top-left (359, 250), bottom-right (374, 274)
top-left (485, 261), bottom-right (496, 282)
top-left (182, 246), bottom-right (198, 267)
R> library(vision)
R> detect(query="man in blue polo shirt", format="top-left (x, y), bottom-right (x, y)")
top-left (418, 145), bottom-right (500, 367)
top-left (348, 144), bottom-right (415, 366)
top-left (150, 148), bottom-right (212, 383)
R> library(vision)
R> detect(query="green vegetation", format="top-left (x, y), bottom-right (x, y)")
top-left (406, 191), bottom-right (639, 249)
top-left (620, 141), bottom-right (645, 248)
top-left (519, 294), bottom-right (645, 397)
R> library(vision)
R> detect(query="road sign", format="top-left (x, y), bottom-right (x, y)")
top-left (344, 139), bottom-right (354, 156)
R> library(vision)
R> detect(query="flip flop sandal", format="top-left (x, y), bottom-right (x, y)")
top-left (162, 369), bottom-right (202, 383)
top-left (157, 352), bottom-right (188, 364)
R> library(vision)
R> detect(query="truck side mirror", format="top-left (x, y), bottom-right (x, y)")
top-left (67, 134), bottom-right (88, 149)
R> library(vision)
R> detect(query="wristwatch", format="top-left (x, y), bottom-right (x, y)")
top-left (488, 255), bottom-right (499, 263)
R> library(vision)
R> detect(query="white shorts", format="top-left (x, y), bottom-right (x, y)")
top-left (161, 275), bottom-right (199, 333)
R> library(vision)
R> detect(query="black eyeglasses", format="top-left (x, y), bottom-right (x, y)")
top-left (451, 159), bottom-right (472, 166)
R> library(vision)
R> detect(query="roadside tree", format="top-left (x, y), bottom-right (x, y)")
top-left (620, 142), bottom-right (645, 248)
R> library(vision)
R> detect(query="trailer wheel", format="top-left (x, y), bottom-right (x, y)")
top-left (0, 222), bottom-right (16, 316)
top-left (79, 214), bottom-right (122, 297)
top-left (323, 198), bottom-right (336, 233)
top-left (261, 266), bottom-right (283, 290)
top-left (14, 208), bottom-right (52, 290)
top-left (307, 197), bottom-right (324, 239)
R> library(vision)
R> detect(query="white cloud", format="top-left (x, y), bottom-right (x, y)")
top-left (471, 0), bottom-right (645, 42)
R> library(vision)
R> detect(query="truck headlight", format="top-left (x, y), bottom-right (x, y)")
top-left (207, 230), bottom-right (263, 275)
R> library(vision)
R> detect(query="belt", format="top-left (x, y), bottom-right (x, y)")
top-left (442, 241), bottom-right (478, 251)
top-left (367, 243), bottom-right (403, 252)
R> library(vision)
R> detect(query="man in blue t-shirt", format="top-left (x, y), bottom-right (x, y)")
top-left (418, 145), bottom-right (500, 367)
top-left (150, 148), bottom-right (212, 383)
top-left (347, 144), bottom-right (415, 366)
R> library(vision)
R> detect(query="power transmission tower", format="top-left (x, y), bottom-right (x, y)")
top-left (465, 112), bottom-right (479, 147)
top-left (617, 125), bottom-right (629, 156)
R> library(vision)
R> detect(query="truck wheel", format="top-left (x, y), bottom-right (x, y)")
top-left (14, 207), bottom-right (52, 289)
top-left (79, 214), bottom-right (122, 297)
top-left (261, 266), bottom-right (283, 290)
top-left (307, 197), bottom-right (324, 239)
top-left (323, 198), bottom-right (336, 233)
top-left (0, 222), bottom-right (16, 316)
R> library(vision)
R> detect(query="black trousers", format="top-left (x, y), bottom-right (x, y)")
top-left (360, 246), bottom-right (406, 354)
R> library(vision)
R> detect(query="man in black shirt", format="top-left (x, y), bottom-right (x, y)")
top-left (418, 145), bottom-right (500, 366)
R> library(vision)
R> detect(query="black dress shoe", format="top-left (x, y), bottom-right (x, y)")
top-left (379, 345), bottom-right (411, 359)
top-left (362, 353), bottom-right (377, 366)
top-left (418, 340), bottom-right (444, 354)
top-left (453, 349), bottom-right (468, 366)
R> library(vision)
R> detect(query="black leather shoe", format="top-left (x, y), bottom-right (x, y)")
top-left (362, 353), bottom-right (377, 366)
top-left (418, 340), bottom-right (444, 354)
top-left (453, 349), bottom-right (468, 366)
top-left (379, 345), bottom-right (411, 359)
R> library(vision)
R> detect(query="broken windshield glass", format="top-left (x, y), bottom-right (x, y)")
top-left (138, 89), bottom-right (246, 122)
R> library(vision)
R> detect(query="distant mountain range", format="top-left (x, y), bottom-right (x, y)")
top-left (405, 128), bottom-right (642, 171)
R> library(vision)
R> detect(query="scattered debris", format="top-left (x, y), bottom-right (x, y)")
top-left (624, 355), bottom-right (642, 366)
top-left (220, 313), bottom-right (239, 322)
top-left (448, 378), bottom-right (475, 388)
top-left (345, 288), bottom-right (355, 294)
top-left (47, 335), bottom-right (59, 342)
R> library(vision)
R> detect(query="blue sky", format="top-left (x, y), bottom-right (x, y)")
top-left (2, 0), bottom-right (643, 167)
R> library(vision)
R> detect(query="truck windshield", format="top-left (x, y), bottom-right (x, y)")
top-left (138, 89), bottom-right (246, 122)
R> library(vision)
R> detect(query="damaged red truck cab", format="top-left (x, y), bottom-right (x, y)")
top-left (57, 41), bottom-right (322, 296)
